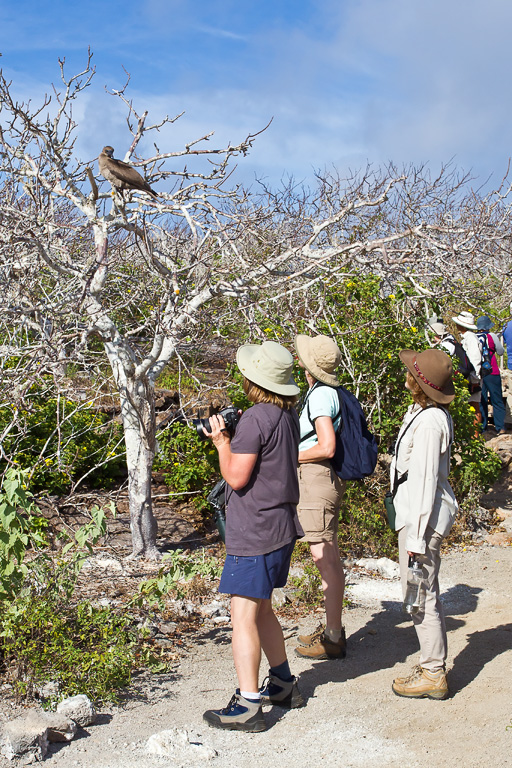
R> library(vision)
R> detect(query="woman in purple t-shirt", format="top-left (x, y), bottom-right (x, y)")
top-left (202, 341), bottom-right (304, 733)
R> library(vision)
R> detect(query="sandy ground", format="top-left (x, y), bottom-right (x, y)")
top-left (4, 542), bottom-right (510, 768)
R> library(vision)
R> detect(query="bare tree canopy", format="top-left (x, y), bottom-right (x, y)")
top-left (1, 52), bottom-right (512, 557)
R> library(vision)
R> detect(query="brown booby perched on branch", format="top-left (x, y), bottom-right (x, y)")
top-left (98, 146), bottom-right (158, 199)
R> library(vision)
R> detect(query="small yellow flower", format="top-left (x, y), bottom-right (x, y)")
top-left (411, 326), bottom-right (417, 333)
top-left (469, 406), bottom-right (475, 412)
top-left (387, 353), bottom-right (392, 359)
top-left (389, 294), bottom-right (395, 300)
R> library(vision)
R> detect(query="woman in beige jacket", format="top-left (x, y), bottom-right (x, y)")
top-left (391, 349), bottom-right (458, 701)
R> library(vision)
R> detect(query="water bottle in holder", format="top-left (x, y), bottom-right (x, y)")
top-left (402, 556), bottom-right (424, 615)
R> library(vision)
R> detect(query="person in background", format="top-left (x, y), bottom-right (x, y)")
top-left (452, 311), bottom-right (482, 428)
top-left (476, 315), bottom-right (505, 434)
top-left (391, 349), bottom-right (458, 700)
top-left (202, 341), bottom-right (304, 733)
top-left (293, 334), bottom-right (347, 661)
top-left (502, 303), bottom-right (512, 430)
top-left (427, 321), bottom-right (456, 356)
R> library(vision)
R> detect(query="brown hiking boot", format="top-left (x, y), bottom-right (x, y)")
top-left (297, 623), bottom-right (325, 646)
top-left (392, 665), bottom-right (449, 700)
top-left (295, 628), bottom-right (346, 660)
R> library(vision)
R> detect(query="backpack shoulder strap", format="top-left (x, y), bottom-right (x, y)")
top-left (302, 381), bottom-right (341, 441)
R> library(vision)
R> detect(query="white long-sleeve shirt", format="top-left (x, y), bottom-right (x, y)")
top-left (391, 404), bottom-right (458, 554)
top-left (461, 330), bottom-right (482, 378)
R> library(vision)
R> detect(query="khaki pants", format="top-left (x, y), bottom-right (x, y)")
top-left (297, 461), bottom-right (345, 543)
top-left (502, 369), bottom-right (512, 426)
top-left (399, 526), bottom-right (447, 671)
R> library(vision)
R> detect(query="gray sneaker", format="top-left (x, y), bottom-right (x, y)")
top-left (259, 672), bottom-right (304, 709)
top-left (203, 690), bottom-right (266, 732)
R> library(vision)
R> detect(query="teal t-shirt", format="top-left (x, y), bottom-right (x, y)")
top-left (299, 383), bottom-right (341, 451)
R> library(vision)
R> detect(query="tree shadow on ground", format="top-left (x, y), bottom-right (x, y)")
top-left (448, 623), bottom-right (512, 695)
top-left (297, 583), bottom-right (483, 701)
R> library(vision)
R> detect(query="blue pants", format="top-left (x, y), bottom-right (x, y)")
top-left (480, 373), bottom-right (505, 431)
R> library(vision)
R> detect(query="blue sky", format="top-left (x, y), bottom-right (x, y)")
top-left (2, 0), bottom-right (512, 190)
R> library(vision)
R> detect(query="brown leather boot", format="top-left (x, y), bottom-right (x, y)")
top-left (392, 666), bottom-right (449, 700)
top-left (295, 629), bottom-right (346, 660)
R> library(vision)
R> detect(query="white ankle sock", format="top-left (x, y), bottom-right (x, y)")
top-left (240, 691), bottom-right (261, 702)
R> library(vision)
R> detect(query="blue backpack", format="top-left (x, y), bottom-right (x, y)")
top-left (303, 383), bottom-right (378, 481)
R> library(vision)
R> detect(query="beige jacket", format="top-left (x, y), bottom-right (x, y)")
top-left (391, 404), bottom-right (458, 554)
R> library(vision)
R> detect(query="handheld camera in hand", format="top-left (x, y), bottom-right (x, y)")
top-left (193, 406), bottom-right (240, 440)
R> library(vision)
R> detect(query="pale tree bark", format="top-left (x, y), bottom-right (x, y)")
top-left (1, 53), bottom-right (512, 557)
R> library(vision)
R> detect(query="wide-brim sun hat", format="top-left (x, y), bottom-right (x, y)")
top-left (476, 315), bottom-right (494, 331)
top-left (452, 311), bottom-right (477, 330)
top-left (294, 334), bottom-right (342, 387)
top-left (428, 321), bottom-right (446, 336)
top-left (400, 349), bottom-right (455, 404)
top-left (236, 341), bottom-right (300, 396)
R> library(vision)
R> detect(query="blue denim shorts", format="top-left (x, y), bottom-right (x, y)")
top-left (218, 540), bottom-right (296, 600)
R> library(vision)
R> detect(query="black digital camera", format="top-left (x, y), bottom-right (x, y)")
top-left (192, 405), bottom-right (241, 441)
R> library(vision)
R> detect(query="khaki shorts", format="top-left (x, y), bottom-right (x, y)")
top-left (297, 461), bottom-right (345, 543)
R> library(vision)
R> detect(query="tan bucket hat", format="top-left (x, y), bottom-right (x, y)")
top-left (400, 348), bottom-right (455, 404)
top-left (236, 341), bottom-right (299, 396)
top-left (428, 321), bottom-right (447, 336)
top-left (452, 311), bottom-right (477, 330)
top-left (294, 334), bottom-right (342, 387)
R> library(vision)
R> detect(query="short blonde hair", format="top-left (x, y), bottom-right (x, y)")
top-left (243, 377), bottom-right (298, 410)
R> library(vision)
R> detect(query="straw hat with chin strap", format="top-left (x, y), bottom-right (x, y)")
top-left (294, 334), bottom-right (342, 387)
top-left (236, 341), bottom-right (300, 396)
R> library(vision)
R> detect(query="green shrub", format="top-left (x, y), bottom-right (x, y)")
top-left (0, 468), bottom-right (48, 601)
top-left (0, 599), bottom-right (135, 703)
top-left (338, 480), bottom-right (398, 559)
top-left (131, 548), bottom-right (222, 609)
top-left (0, 471), bottom-right (136, 704)
top-left (155, 421), bottom-right (219, 512)
top-left (448, 374), bottom-right (502, 498)
top-left (0, 380), bottom-right (125, 493)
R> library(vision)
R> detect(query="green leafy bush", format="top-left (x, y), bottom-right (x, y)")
top-left (0, 599), bottom-right (135, 703)
top-left (0, 468), bottom-right (48, 601)
top-left (155, 421), bottom-right (219, 512)
top-left (0, 471), bottom-right (136, 704)
top-left (132, 548), bottom-right (222, 609)
top-left (0, 380), bottom-right (125, 493)
top-left (448, 374), bottom-right (502, 498)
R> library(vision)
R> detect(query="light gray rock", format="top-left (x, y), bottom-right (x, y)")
top-left (82, 556), bottom-right (124, 573)
top-left (146, 728), bottom-right (217, 760)
top-left (154, 637), bottom-right (174, 648)
top-left (272, 587), bottom-right (289, 607)
top-left (1, 716), bottom-right (49, 761)
top-left (56, 695), bottom-right (96, 727)
top-left (212, 615), bottom-right (230, 624)
top-left (26, 711), bottom-right (77, 743)
top-left (36, 680), bottom-right (60, 700)
top-left (158, 621), bottom-right (178, 635)
top-left (355, 557), bottom-right (400, 580)
top-left (199, 600), bottom-right (227, 618)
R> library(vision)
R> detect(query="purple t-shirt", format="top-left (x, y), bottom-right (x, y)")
top-left (225, 403), bottom-right (303, 556)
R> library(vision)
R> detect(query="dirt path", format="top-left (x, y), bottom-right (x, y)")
top-left (7, 543), bottom-right (509, 768)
